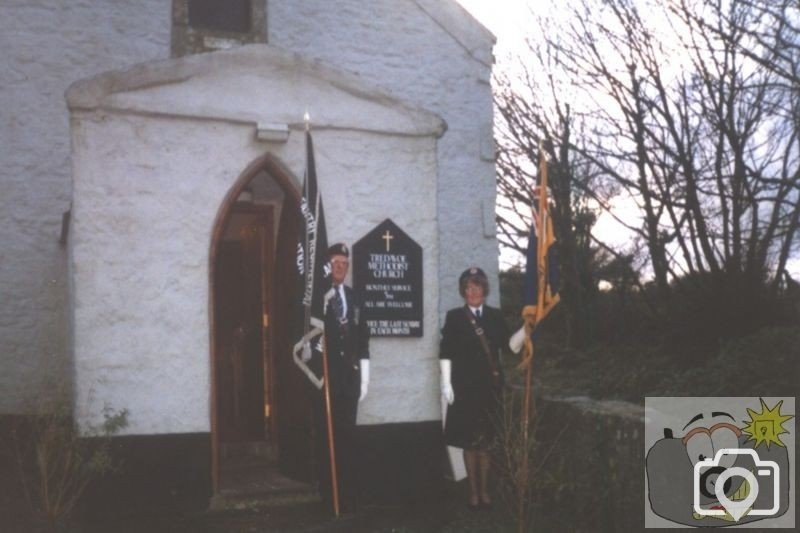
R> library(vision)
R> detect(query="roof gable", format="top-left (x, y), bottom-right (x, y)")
top-left (66, 44), bottom-right (446, 138)
top-left (413, 0), bottom-right (495, 67)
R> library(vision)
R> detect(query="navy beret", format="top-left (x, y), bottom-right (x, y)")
top-left (327, 242), bottom-right (350, 258)
top-left (459, 266), bottom-right (487, 285)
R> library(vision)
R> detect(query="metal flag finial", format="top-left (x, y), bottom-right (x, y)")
top-left (304, 110), bottom-right (311, 131)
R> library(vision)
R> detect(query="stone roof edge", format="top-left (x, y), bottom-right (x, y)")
top-left (65, 44), bottom-right (447, 138)
top-left (412, 0), bottom-right (496, 68)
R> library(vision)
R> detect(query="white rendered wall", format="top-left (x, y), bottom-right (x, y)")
top-left (268, 0), bottom-right (499, 314)
top-left (70, 113), bottom-right (271, 434)
top-left (0, 0), bottom-right (170, 414)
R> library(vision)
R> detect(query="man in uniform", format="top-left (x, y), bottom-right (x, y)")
top-left (313, 242), bottom-right (370, 513)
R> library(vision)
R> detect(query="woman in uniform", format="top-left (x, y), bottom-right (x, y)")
top-left (439, 267), bottom-right (511, 509)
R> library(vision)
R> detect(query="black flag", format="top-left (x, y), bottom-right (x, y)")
top-left (292, 130), bottom-right (329, 388)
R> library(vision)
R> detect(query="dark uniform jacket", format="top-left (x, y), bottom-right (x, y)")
top-left (311, 283), bottom-right (369, 512)
top-left (439, 304), bottom-right (509, 390)
top-left (322, 284), bottom-right (370, 397)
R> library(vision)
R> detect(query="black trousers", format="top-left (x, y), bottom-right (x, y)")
top-left (313, 387), bottom-right (360, 513)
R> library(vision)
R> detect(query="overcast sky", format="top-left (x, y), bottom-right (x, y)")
top-left (456, 0), bottom-right (532, 64)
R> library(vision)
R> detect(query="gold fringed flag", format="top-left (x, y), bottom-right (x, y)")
top-left (519, 145), bottom-right (560, 369)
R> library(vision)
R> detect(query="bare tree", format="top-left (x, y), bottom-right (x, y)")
top-left (494, 0), bottom-right (799, 338)
top-left (671, 0), bottom-right (800, 292)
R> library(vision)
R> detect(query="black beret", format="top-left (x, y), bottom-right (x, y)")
top-left (327, 242), bottom-right (350, 258)
top-left (459, 266), bottom-right (487, 286)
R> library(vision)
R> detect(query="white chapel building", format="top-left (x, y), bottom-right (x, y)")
top-left (1, 0), bottom-right (498, 508)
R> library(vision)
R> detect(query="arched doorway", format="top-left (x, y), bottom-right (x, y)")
top-left (209, 154), bottom-right (315, 495)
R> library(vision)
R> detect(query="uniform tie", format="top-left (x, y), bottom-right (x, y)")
top-left (334, 288), bottom-right (345, 321)
top-left (475, 308), bottom-right (481, 319)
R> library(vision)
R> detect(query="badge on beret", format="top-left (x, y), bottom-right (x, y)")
top-left (460, 266), bottom-right (487, 281)
top-left (327, 242), bottom-right (350, 258)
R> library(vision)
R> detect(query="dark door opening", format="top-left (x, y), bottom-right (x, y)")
top-left (214, 205), bottom-right (273, 446)
top-left (210, 165), bottom-right (316, 500)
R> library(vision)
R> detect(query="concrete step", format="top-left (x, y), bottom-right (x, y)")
top-left (219, 440), bottom-right (276, 461)
top-left (211, 462), bottom-right (319, 511)
top-left (209, 489), bottom-right (320, 511)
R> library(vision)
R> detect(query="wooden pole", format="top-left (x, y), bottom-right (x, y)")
top-left (519, 339), bottom-right (533, 533)
top-left (322, 335), bottom-right (340, 517)
top-left (519, 144), bottom-right (549, 533)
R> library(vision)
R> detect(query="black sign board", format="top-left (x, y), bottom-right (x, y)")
top-left (353, 219), bottom-right (423, 337)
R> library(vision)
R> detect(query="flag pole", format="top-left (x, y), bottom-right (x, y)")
top-left (519, 340), bottom-right (533, 533)
top-left (321, 335), bottom-right (340, 517)
top-left (519, 142), bottom-right (548, 533)
top-left (305, 111), bottom-right (339, 517)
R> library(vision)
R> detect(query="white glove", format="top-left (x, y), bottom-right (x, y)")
top-left (359, 359), bottom-right (369, 402)
top-left (509, 326), bottom-right (526, 354)
top-left (440, 359), bottom-right (454, 405)
top-left (323, 287), bottom-right (336, 314)
top-left (301, 341), bottom-right (312, 362)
